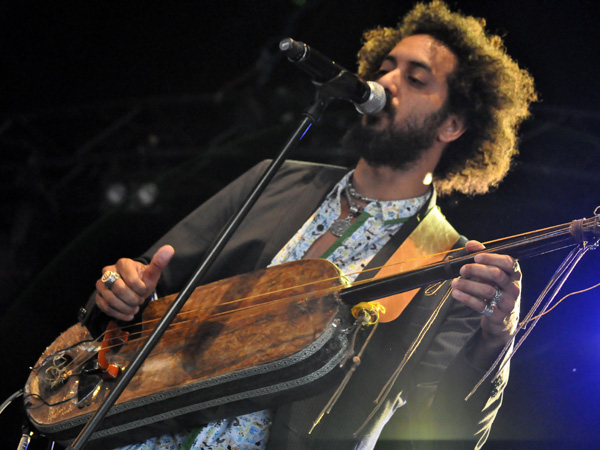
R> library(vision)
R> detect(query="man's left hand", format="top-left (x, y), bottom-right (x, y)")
top-left (451, 240), bottom-right (521, 367)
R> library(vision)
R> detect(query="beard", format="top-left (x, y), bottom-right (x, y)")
top-left (341, 102), bottom-right (450, 170)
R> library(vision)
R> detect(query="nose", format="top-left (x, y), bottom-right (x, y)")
top-left (376, 69), bottom-right (399, 98)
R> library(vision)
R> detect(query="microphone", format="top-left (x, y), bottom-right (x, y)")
top-left (279, 38), bottom-right (386, 115)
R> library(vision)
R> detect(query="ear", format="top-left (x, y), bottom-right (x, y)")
top-left (438, 114), bottom-right (466, 143)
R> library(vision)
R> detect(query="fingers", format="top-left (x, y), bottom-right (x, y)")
top-left (451, 243), bottom-right (522, 342)
top-left (95, 245), bottom-right (175, 321)
top-left (95, 288), bottom-right (139, 321)
top-left (451, 276), bottom-right (519, 345)
top-left (452, 254), bottom-right (520, 308)
top-left (142, 245), bottom-right (175, 287)
top-left (451, 280), bottom-right (509, 336)
top-left (96, 260), bottom-right (146, 321)
top-left (473, 252), bottom-right (522, 283)
top-left (464, 240), bottom-right (485, 253)
top-left (452, 277), bottom-right (499, 311)
top-left (462, 255), bottom-right (520, 295)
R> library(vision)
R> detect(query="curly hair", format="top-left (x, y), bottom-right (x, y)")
top-left (356, 0), bottom-right (537, 195)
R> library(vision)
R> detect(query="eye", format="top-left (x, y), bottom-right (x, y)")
top-left (375, 59), bottom-right (395, 80)
top-left (374, 69), bottom-right (389, 80)
top-left (408, 76), bottom-right (425, 86)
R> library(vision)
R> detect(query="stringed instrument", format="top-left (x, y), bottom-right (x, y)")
top-left (23, 214), bottom-right (599, 449)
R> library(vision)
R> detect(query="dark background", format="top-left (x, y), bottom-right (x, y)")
top-left (1, 0), bottom-right (599, 448)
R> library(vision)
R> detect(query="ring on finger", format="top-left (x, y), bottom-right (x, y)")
top-left (101, 270), bottom-right (121, 290)
top-left (480, 304), bottom-right (494, 317)
top-left (489, 288), bottom-right (502, 310)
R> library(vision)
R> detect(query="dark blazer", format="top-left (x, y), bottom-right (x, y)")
top-left (81, 160), bottom-right (509, 450)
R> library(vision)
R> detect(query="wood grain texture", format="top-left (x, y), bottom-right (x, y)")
top-left (25, 259), bottom-right (349, 445)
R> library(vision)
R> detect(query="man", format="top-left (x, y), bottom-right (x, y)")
top-left (81, 1), bottom-right (536, 449)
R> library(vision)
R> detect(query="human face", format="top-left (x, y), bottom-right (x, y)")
top-left (367, 34), bottom-right (457, 133)
top-left (342, 34), bottom-right (458, 169)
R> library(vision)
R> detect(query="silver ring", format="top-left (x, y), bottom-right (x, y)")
top-left (489, 288), bottom-right (502, 309)
top-left (101, 270), bottom-right (121, 290)
top-left (480, 304), bottom-right (494, 317)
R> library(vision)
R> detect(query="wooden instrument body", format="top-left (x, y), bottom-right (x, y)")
top-left (24, 259), bottom-right (352, 448)
top-left (25, 213), bottom-right (598, 448)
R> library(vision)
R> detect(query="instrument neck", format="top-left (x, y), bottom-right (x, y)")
top-left (340, 218), bottom-right (596, 306)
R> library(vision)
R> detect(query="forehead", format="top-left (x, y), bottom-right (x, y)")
top-left (386, 34), bottom-right (457, 79)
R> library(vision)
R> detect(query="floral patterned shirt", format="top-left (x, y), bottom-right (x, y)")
top-left (115, 170), bottom-right (429, 450)
top-left (270, 170), bottom-right (430, 281)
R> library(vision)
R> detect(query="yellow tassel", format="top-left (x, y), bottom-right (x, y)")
top-left (351, 301), bottom-right (386, 325)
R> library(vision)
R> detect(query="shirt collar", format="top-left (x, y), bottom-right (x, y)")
top-left (332, 170), bottom-right (432, 224)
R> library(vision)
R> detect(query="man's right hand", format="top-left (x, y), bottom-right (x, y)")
top-left (95, 245), bottom-right (175, 321)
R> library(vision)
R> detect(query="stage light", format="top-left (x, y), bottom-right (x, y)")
top-left (136, 182), bottom-right (158, 207)
top-left (105, 182), bottom-right (127, 205)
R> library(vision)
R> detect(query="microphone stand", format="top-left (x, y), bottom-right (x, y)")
top-left (66, 76), bottom-right (355, 449)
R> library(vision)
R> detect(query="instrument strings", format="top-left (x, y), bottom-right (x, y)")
top-left (125, 219), bottom-right (586, 341)
top-left (42, 220), bottom-right (589, 386)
